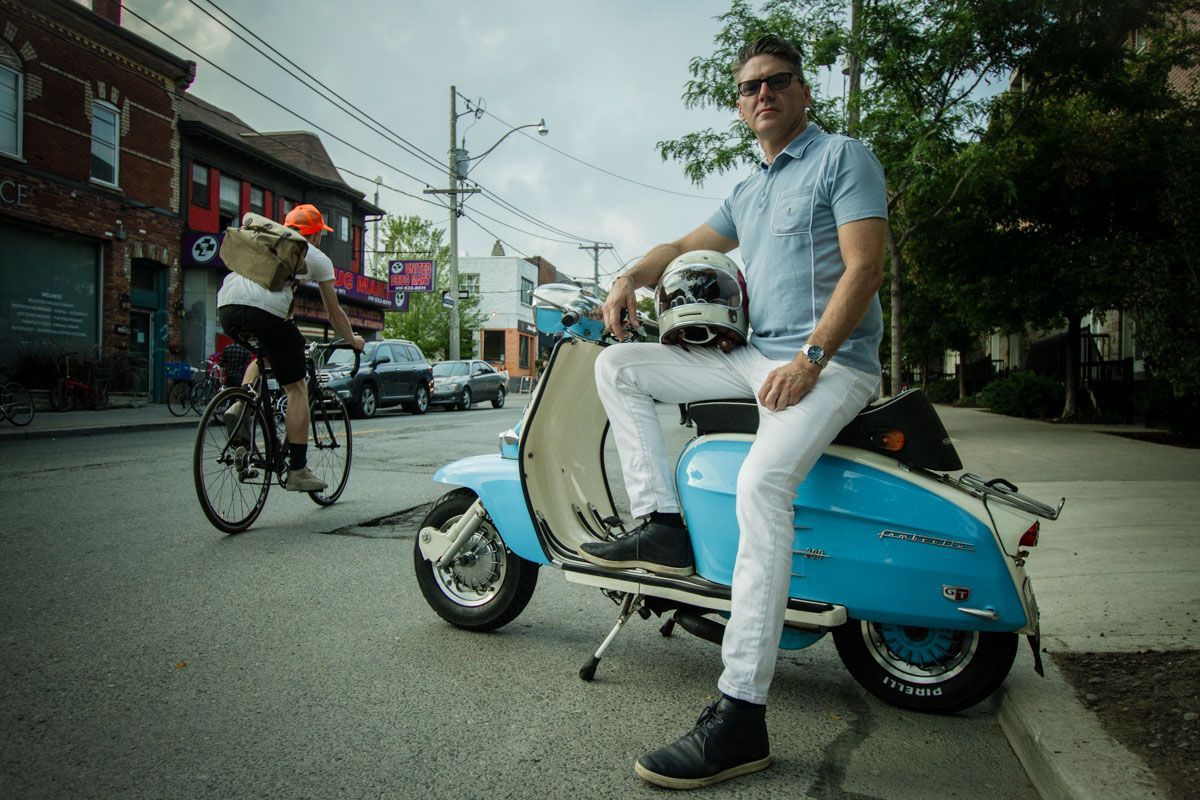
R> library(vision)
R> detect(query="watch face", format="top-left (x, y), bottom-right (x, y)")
top-left (806, 345), bottom-right (825, 365)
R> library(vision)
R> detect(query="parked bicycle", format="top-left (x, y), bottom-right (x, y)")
top-left (50, 352), bottom-right (110, 411)
top-left (0, 370), bottom-right (35, 426)
top-left (167, 360), bottom-right (223, 417)
top-left (192, 338), bottom-right (358, 533)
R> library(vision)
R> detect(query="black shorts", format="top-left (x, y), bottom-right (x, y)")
top-left (218, 305), bottom-right (307, 386)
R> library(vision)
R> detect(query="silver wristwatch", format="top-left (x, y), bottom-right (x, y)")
top-left (801, 343), bottom-right (829, 369)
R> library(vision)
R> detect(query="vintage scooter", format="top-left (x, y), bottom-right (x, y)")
top-left (413, 284), bottom-right (1065, 713)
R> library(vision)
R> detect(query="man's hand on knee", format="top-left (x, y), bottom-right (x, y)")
top-left (758, 361), bottom-right (820, 411)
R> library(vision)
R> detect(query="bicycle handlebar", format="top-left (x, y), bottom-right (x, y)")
top-left (310, 339), bottom-right (361, 378)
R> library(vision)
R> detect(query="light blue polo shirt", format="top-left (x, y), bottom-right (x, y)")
top-left (707, 124), bottom-right (887, 375)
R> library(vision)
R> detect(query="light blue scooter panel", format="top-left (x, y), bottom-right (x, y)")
top-left (679, 441), bottom-right (1025, 631)
top-left (433, 455), bottom-right (550, 565)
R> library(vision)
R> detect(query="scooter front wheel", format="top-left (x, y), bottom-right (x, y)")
top-left (832, 619), bottom-right (1017, 714)
top-left (413, 488), bottom-right (538, 632)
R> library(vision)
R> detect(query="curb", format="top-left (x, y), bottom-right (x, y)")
top-left (0, 418), bottom-right (198, 442)
top-left (994, 656), bottom-right (1163, 800)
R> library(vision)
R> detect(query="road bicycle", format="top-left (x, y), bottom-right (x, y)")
top-left (49, 352), bottom-right (110, 411)
top-left (192, 337), bottom-right (359, 533)
top-left (167, 360), bottom-right (223, 417)
top-left (0, 370), bottom-right (35, 426)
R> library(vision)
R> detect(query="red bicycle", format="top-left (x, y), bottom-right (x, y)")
top-left (50, 352), bottom-right (111, 411)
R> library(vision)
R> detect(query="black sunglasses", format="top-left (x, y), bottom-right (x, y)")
top-left (737, 72), bottom-right (799, 97)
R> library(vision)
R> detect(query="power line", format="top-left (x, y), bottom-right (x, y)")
top-left (475, 104), bottom-right (725, 201)
top-left (123, 5), bottom-right (447, 202)
top-left (184, 0), bottom-right (449, 178)
top-left (31, 10), bottom-right (448, 213)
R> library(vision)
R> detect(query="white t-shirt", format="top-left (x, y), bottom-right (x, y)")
top-left (217, 243), bottom-right (336, 319)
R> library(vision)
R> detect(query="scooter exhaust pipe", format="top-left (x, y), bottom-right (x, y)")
top-left (673, 608), bottom-right (726, 646)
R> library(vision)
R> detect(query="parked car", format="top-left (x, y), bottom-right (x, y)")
top-left (318, 339), bottom-right (432, 418)
top-left (430, 359), bottom-right (508, 410)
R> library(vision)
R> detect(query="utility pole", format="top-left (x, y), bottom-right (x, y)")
top-left (424, 86), bottom-right (478, 361)
top-left (579, 242), bottom-right (613, 291)
top-left (847, 0), bottom-right (863, 136)
top-left (372, 175), bottom-right (382, 278)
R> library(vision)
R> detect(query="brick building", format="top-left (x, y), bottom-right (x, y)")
top-left (0, 0), bottom-right (194, 398)
top-left (178, 94), bottom-right (386, 363)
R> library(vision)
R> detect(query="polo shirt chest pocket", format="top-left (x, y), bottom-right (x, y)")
top-left (771, 188), bottom-right (815, 236)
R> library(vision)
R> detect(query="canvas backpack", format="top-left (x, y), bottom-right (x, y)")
top-left (219, 212), bottom-right (310, 292)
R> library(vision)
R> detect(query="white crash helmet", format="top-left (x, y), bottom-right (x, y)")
top-left (656, 250), bottom-right (748, 353)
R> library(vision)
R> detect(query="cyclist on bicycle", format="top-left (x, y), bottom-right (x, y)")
top-left (217, 204), bottom-right (365, 492)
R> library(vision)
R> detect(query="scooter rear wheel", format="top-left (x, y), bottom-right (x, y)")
top-left (832, 619), bottom-right (1017, 714)
top-left (413, 489), bottom-right (538, 632)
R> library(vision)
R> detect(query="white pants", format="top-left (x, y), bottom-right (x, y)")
top-left (594, 342), bottom-right (879, 704)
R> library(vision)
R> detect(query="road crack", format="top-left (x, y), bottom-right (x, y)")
top-left (322, 503), bottom-right (433, 539)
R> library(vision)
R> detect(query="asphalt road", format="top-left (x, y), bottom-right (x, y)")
top-left (0, 401), bottom-right (1037, 799)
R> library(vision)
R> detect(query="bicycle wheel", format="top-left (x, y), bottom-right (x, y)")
top-left (2, 382), bottom-right (34, 426)
top-left (49, 381), bottom-right (71, 411)
top-left (91, 380), bottom-right (110, 410)
top-left (193, 387), bottom-right (273, 533)
top-left (190, 378), bottom-right (217, 416)
top-left (167, 381), bottom-right (193, 416)
top-left (306, 387), bottom-right (352, 506)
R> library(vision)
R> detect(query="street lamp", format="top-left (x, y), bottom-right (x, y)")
top-left (426, 87), bottom-right (547, 360)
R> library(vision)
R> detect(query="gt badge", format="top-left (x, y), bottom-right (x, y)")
top-left (942, 585), bottom-right (971, 602)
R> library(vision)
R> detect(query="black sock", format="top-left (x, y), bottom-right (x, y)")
top-left (722, 693), bottom-right (764, 710)
top-left (288, 442), bottom-right (307, 470)
top-left (650, 511), bottom-right (684, 528)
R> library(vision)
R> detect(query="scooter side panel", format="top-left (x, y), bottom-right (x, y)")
top-left (678, 441), bottom-right (1025, 631)
top-left (433, 455), bottom-right (550, 565)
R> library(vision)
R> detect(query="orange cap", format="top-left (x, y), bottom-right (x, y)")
top-left (284, 204), bottom-right (334, 235)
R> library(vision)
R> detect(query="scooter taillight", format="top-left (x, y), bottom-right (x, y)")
top-left (878, 430), bottom-right (906, 452)
top-left (1019, 521), bottom-right (1040, 547)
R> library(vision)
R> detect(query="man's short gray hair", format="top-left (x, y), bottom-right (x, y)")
top-left (733, 34), bottom-right (805, 83)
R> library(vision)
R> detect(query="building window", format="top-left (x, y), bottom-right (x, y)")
top-left (483, 330), bottom-right (505, 362)
top-left (90, 101), bottom-right (119, 186)
top-left (280, 197), bottom-right (296, 219)
top-left (520, 277), bottom-right (534, 306)
top-left (460, 273), bottom-right (480, 297)
top-left (0, 47), bottom-right (22, 158)
top-left (249, 186), bottom-right (265, 216)
top-left (339, 214), bottom-right (349, 241)
top-left (218, 174), bottom-right (241, 229)
top-left (190, 162), bottom-right (209, 207)
top-left (519, 335), bottom-right (530, 369)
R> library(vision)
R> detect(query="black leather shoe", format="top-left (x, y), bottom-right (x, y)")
top-left (578, 519), bottom-right (695, 576)
top-left (634, 697), bottom-right (771, 789)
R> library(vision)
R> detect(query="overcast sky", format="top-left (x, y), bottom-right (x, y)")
top-left (119, 0), bottom-right (799, 284)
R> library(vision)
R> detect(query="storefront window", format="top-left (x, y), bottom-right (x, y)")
top-left (483, 330), bottom-right (505, 362)
top-left (191, 163), bottom-right (209, 207)
top-left (519, 335), bottom-right (530, 369)
top-left (90, 101), bottom-right (119, 186)
top-left (0, 46), bottom-right (22, 158)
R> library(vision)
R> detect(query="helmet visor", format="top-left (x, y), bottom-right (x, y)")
top-left (656, 266), bottom-right (743, 314)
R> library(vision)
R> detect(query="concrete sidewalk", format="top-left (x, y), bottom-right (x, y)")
top-left (937, 405), bottom-right (1200, 800)
top-left (3, 399), bottom-right (1197, 799)
top-left (0, 401), bottom-right (198, 441)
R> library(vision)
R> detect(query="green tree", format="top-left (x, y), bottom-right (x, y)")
top-left (377, 215), bottom-right (484, 360)
top-left (907, 3), bottom-right (1200, 416)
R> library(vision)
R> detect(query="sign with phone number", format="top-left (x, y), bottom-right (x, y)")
top-left (387, 260), bottom-right (435, 292)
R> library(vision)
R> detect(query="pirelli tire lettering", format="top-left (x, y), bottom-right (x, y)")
top-left (881, 676), bottom-right (944, 697)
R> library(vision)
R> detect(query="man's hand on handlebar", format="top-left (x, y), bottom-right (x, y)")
top-left (602, 276), bottom-right (639, 340)
top-left (349, 334), bottom-right (366, 353)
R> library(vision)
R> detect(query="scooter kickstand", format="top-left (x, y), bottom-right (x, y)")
top-left (580, 593), bottom-right (642, 682)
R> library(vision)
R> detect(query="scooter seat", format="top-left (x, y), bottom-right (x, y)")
top-left (685, 388), bottom-right (963, 472)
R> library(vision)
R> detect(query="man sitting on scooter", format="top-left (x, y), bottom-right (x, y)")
top-left (578, 34), bottom-right (888, 790)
